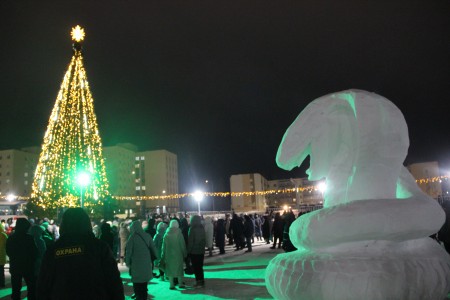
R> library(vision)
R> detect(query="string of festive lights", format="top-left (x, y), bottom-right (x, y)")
top-left (5, 175), bottom-right (444, 203)
top-left (30, 26), bottom-right (109, 209)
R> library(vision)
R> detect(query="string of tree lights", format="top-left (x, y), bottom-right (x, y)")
top-left (28, 25), bottom-right (110, 213)
top-left (4, 175), bottom-right (448, 203)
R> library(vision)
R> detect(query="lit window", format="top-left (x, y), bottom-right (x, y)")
top-left (141, 156), bottom-right (145, 160)
top-left (142, 186), bottom-right (146, 190)
top-left (135, 157), bottom-right (140, 161)
top-left (25, 181), bottom-right (28, 185)
top-left (6, 179), bottom-right (10, 183)
top-left (24, 172), bottom-right (28, 177)
top-left (136, 186), bottom-right (141, 190)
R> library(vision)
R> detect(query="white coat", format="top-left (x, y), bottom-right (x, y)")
top-left (204, 217), bottom-right (214, 248)
top-left (125, 220), bottom-right (158, 283)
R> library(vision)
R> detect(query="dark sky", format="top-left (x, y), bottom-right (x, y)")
top-left (1, 1), bottom-right (449, 193)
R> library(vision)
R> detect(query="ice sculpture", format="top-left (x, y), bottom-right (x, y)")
top-left (265, 89), bottom-right (450, 299)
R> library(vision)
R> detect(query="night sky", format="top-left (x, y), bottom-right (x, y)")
top-left (1, 1), bottom-right (449, 193)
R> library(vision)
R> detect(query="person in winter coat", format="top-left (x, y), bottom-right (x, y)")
top-left (28, 225), bottom-right (46, 277)
top-left (6, 218), bottom-right (37, 300)
top-left (225, 214), bottom-right (233, 245)
top-left (145, 218), bottom-right (156, 238)
top-left (215, 218), bottom-right (226, 254)
top-left (271, 212), bottom-right (284, 249)
top-left (243, 215), bottom-right (255, 252)
top-left (179, 216), bottom-right (193, 274)
top-left (188, 215), bottom-right (206, 287)
top-left (111, 225), bottom-right (120, 261)
top-left (40, 221), bottom-right (55, 249)
top-left (282, 210), bottom-right (297, 252)
top-left (254, 214), bottom-right (262, 241)
top-left (153, 221), bottom-right (168, 280)
top-left (231, 214), bottom-right (245, 250)
top-left (36, 208), bottom-right (123, 300)
top-left (262, 215), bottom-right (270, 244)
top-left (0, 224), bottom-right (7, 288)
top-left (161, 220), bottom-right (187, 289)
top-left (126, 220), bottom-right (158, 300)
top-left (119, 222), bottom-right (130, 265)
top-left (204, 216), bottom-right (214, 257)
top-left (99, 222), bottom-right (114, 251)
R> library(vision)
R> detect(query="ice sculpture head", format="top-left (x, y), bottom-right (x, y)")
top-left (276, 89), bottom-right (410, 207)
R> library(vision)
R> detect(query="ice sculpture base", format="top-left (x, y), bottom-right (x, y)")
top-left (265, 238), bottom-right (450, 300)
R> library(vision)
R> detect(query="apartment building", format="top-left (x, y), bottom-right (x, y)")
top-left (230, 173), bottom-right (268, 213)
top-left (135, 150), bottom-right (179, 213)
top-left (103, 143), bottom-right (136, 196)
top-left (0, 147), bottom-right (40, 197)
top-left (103, 144), bottom-right (180, 213)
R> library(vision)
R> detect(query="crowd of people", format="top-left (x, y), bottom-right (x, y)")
top-left (0, 204), bottom-right (448, 300)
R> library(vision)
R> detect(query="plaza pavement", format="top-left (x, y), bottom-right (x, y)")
top-left (0, 239), bottom-right (281, 300)
top-left (121, 239), bottom-right (279, 300)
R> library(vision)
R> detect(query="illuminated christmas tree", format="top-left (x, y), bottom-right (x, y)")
top-left (30, 26), bottom-right (110, 211)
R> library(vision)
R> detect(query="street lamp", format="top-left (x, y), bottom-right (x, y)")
top-left (193, 190), bottom-right (204, 216)
top-left (318, 182), bottom-right (326, 204)
top-left (77, 172), bottom-right (91, 208)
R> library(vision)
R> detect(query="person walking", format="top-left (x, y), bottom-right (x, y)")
top-left (0, 223), bottom-right (7, 288)
top-left (243, 215), bottom-right (255, 252)
top-left (36, 208), bottom-right (123, 300)
top-left (153, 221), bottom-right (168, 280)
top-left (161, 220), bottom-right (187, 289)
top-left (119, 222), bottom-right (130, 265)
top-left (204, 216), bottom-right (214, 257)
top-left (6, 218), bottom-right (37, 300)
top-left (187, 215), bottom-right (206, 287)
top-left (126, 220), bottom-right (158, 300)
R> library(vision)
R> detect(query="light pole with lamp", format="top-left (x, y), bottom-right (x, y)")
top-left (77, 172), bottom-right (91, 208)
top-left (193, 190), bottom-right (204, 216)
top-left (317, 181), bottom-right (326, 205)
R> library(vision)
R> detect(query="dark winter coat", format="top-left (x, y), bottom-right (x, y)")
top-left (215, 219), bottom-right (226, 249)
top-left (254, 215), bottom-right (262, 236)
top-left (230, 215), bottom-right (244, 239)
top-left (262, 216), bottom-right (271, 240)
top-left (187, 215), bottom-right (206, 255)
top-left (180, 217), bottom-right (189, 245)
top-left (282, 211), bottom-right (297, 252)
top-left (37, 208), bottom-right (123, 300)
top-left (6, 219), bottom-right (37, 275)
top-left (243, 215), bottom-right (255, 238)
top-left (272, 213), bottom-right (284, 238)
top-left (145, 219), bottom-right (156, 238)
top-left (99, 222), bottom-right (114, 251)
